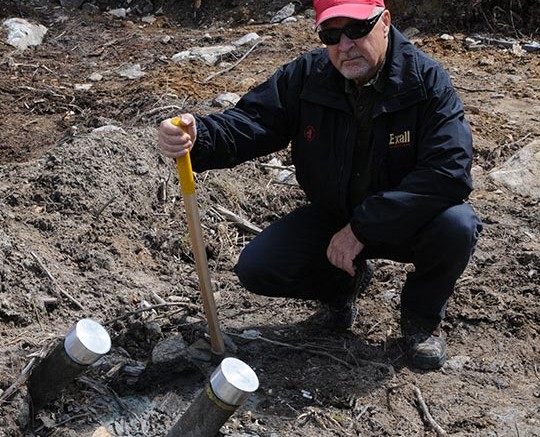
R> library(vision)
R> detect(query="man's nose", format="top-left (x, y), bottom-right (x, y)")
top-left (337, 33), bottom-right (356, 50)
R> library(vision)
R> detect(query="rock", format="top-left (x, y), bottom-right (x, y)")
top-left (75, 83), bottom-right (93, 91)
top-left (488, 140), bottom-right (540, 199)
top-left (91, 125), bottom-right (126, 135)
top-left (172, 45), bottom-right (236, 66)
top-left (378, 290), bottom-right (398, 300)
top-left (506, 74), bottom-right (522, 83)
top-left (511, 43), bottom-right (526, 56)
top-left (239, 78), bottom-right (257, 89)
top-left (233, 32), bottom-right (260, 47)
top-left (304, 8), bottom-right (316, 19)
top-left (141, 15), bottom-right (156, 24)
top-left (170, 50), bottom-right (191, 63)
top-left (403, 27), bottom-right (420, 38)
top-left (464, 37), bottom-right (483, 51)
top-left (478, 56), bottom-right (495, 66)
top-left (445, 355), bottom-right (471, 370)
top-left (440, 33), bottom-right (454, 41)
top-left (270, 3), bottom-right (296, 23)
top-left (136, 334), bottom-right (199, 389)
top-left (282, 17), bottom-right (297, 24)
top-left (117, 63), bottom-right (145, 79)
top-left (150, 335), bottom-right (191, 367)
top-left (2, 18), bottom-right (48, 50)
top-left (523, 42), bottom-right (540, 52)
top-left (187, 338), bottom-right (213, 362)
top-left (466, 43), bottom-right (485, 51)
top-left (108, 8), bottom-right (128, 19)
top-left (88, 73), bottom-right (103, 82)
top-left (213, 92), bottom-right (240, 108)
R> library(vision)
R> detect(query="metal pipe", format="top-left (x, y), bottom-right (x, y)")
top-left (27, 318), bottom-right (111, 412)
top-left (167, 357), bottom-right (259, 437)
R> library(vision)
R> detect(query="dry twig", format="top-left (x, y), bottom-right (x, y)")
top-left (94, 196), bottom-right (116, 218)
top-left (0, 358), bottom-right (37, 403)
top-left (455, 85), bottom-right (496, 93)
top-left (297, 407), bottom-right (348, 434)
top-left (203, 39), bottom-right (265, 83)
top-left (104, 301), bottom-right (200, 325)
top-left (227, 330), bottom-right (394, 374)
top-left (231, 331), bottom-right (353, 368)
top-left (411, 384), bottom-right (447, 436)
top-left (212, 204), bottom-right (262, 234)
top-left (30, 251), bottom-right (86, 310)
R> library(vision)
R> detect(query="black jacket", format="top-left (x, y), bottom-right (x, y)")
top-left (191, 27), bottom-right (473, 246)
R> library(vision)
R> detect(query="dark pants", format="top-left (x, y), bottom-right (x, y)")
top-left (234, 203), bottom-right (482, 330)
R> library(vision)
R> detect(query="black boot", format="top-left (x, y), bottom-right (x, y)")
top-left (401, 317), bottom-right (447, 369)
top-left (311, 260), bottom-right (374, 331)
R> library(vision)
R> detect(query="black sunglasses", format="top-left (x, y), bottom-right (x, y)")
top-left (318, 12), bottom-right (384, 45)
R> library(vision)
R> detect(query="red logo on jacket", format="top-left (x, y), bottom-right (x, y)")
top-left (304, 125), bottom-right (315, 142)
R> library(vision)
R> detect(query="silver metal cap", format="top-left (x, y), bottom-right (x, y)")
top-left (64, 319), bottom-right (111, 365)
top-left (209, 357), bottom-right (259, 406)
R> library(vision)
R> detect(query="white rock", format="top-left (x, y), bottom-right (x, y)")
top-left (233, 32), bottom-right (260, 47)
top-left (171, 50), bottom-right (191, 63)
top-left (2, 18), bottom-right (47, 50)
top-left (445, 355), bottom-right (471, 370)
top-left (511, 43), bottom-right (525, 56)
top-left (172, 45), bottom-right (236, 66)
top-left (88, 73), bottom-right (103, 82)
top-left (488, 139), bottom-right (540, 198)
top-left (141, 15), bottom-right (156, 24)
top-left (277, 169), bottom-right (296, 183)
top-left (478, 56), bottom-right (495, 66)
top-left (91, 125), bottom-right (126, 135)
top-left (282, 17), bottom-right (298, 24)
top-left (108, 8), bottom-right (127, 19)
top-left (240, 329), bottom-right (261, 340)
top-left (193, 45), bottom-right (236, 65)
top-left (440, 33), bottom-right (454, 41)
top-left (117, 64), bottom-right (145, 79)
top-left (403, 27), bottom-right (420, 38)
top-left (213, 92), bottom-right (240, 108)
top-left (270, 3), bottom-right (295, 23)
top-left (378, 290), bottom-right (398, 300)
top-left (74, 83), bottom-right (92, 91)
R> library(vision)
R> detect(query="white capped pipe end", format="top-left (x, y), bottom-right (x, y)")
top-left (210, 357), bottom-right (259, 406)
top-left (64, 318), bottom-right (111, 365)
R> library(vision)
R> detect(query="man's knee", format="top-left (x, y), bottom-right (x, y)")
top-left (234, 246), bottom-right (262, 292)
top-left (432, 204), bottom-right (482, 252)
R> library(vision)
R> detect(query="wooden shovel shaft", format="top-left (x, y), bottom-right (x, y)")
top-left (172, 117), bottom-right (225, 355)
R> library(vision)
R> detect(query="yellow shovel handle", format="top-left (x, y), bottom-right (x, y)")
top-left (169, 116), bottom-right (226, 355)
top-left (171, 117), bottom-right (196, 195)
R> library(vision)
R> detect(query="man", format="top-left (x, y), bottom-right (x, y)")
top-left (158, 0), bottom-right (483, 370)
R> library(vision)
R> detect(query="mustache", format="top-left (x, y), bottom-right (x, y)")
top-left (338, 52), bottom-right (365, 62)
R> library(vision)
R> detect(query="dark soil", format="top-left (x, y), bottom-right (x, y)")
top-left (0, 1), bottom-right (539, 436)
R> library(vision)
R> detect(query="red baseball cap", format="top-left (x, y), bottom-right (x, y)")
top-left (314, 0), bottom-right (386, 27)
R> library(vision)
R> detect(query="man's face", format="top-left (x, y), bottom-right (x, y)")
top-left (321, 10), bottom-right (391, 85)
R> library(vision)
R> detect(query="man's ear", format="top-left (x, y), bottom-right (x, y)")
top-left (382, 9), bottom-right (391, 33)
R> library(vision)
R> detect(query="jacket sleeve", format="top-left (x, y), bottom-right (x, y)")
top-left (350, 73), bottom-right (473, 245)
top-left (189, 57), bottom-right (306, 172)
